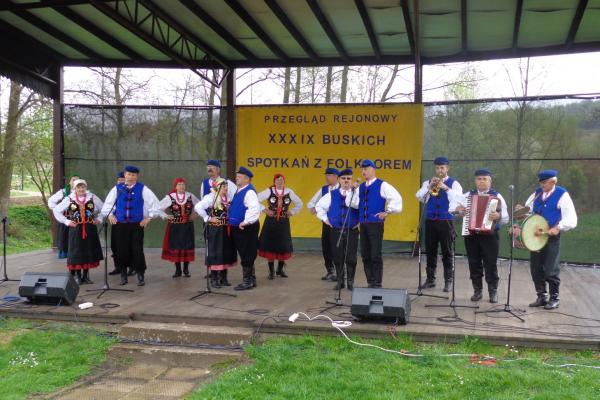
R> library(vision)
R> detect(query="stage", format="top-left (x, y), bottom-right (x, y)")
top-left (1, 249), bottom-right (599, 350)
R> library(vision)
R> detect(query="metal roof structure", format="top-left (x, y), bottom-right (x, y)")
top-left (1, 0), bottom-right (600, 99)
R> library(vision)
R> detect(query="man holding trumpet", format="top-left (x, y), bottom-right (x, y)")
top-left (512, 170), bottom-right (577, 310)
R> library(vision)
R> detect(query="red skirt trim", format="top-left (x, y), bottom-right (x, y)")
top-left (67, 262), bottom-right (100, 271)
top-left (257, 250), bottom-right (292, 261)
top-left (162, 249), bottom-right (195, 262)
top-left (207, 262), bottom-right (238, 271)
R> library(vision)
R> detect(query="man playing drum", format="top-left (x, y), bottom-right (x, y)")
top-left (513, 170), bottom-right (577, 310)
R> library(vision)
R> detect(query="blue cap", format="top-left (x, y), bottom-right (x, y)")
top-left (474, 168), bottom-right (492, 177)
top-left (434, 156), bottom-right (449, 165)
top-left (116, 171), bottom-right (125, 178)
top-left (325, 168), bottom-right (340, 176)
top-left (207, 159), bottom-right (221, 168)
top-left (538, 169), bottom-right (557, 181)
top-left (236, 166), bottom-right (253, 178)
top-left (361, 159), bottom-right (376, 168)
top-left (339, 168), bottom-right (353, 177)
top-left (124, 165), bottom-right (140, 173)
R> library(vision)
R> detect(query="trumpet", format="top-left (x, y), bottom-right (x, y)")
top-left (429, 177), bottom-right (441, 197)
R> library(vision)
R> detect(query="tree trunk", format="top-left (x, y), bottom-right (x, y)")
top-left (325, 66), bottom-right (333, 103)
top-left (380, 65), bottom-right (399, 102)
top-left (340, 66), bottom-right (349, 102)
top-left (0, 82), bottom-right (23, 235)
top-left (294, 67), bottom-right (301, 103)
top-left (283, 67), bottom-right (291, 103)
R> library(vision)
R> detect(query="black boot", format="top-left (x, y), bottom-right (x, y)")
top-left (251, 266), bottom-right (257, 287)
top-left (127, 266), bottom-right (135, 276)
top-left (119, 271), bottom-right (128, 285)
top-left (443, 280), bottom-right (453, 293)
top-left (470, 279), bottom-right (483, 301)
top-left (183, 262), bottom-right (190, 277)
top-left (172, 263), bottom-right (182, 278)
top-left (419, 279), bottom-right (436, 289)
top-left (333, 278), bottom-right (345, 290)
top-left (488, 282), bottom-right (498, 303)
top-left (81, 269), bottom-right (93, 284)
top-left (75, 270), bottom-right (82, 285)
top-left (276, 261), bottom-right (288, 278)
top-left (268, 262), bottom-right (275, 280)
top-left (322, 263), bottom-right (336, 281)
top-left (529, 293), bottom-right (548, 307)
top-left (137, 272), bottom-right (145, 286)
top-left (210, 271), bottom-right (221, 288)
top-left (235, 267), bottom-right (254, 290)
top-left (346, 264), bottom-right (355, 291)
top-left (220, 270), bottom-right (231, 286)
top-left (544, 282), bottom-right (560, 309)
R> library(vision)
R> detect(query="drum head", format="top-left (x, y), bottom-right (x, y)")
top-left (519, 214), bottom-right (549, 252)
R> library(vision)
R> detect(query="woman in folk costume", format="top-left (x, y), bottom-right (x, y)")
top-left (257, 173), bottom-right (303, 279)
top-left (52, 179), bottom-right (104, 285)
top-left (48, 174), bottom-right (81, 259)
top-left (159, 178), bottom-right (200, 278)
top-left (195, 178), bottom-right (237, 288)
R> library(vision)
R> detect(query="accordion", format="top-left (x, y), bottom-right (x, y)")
top-left (461, 194), bottom-right (500, 236)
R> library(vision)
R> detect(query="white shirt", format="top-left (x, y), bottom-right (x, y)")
top-left (524, 187), bottom-right (578, 231)
top-left (100, 183), bottom-right (161, 219)
top-left (416, 176), bottom-right (463, 204)
top-left (158, 192), bottom-right (200, 219)
top-left (307, 183), bottom-right (339, 209)
top-left (53, 192), bottom-right (104, 226)
top-left (194, 192), bottom-right (232, 223)
top-left (48, 189), bottom-right (67, 210)
top-left (315, 188), bottom-right (359, 224)
top-left (257, 187), bottom-right (303, 215)
top-left (232, 184), bottom-right (260, 225)
top-left (346, 178), bottom-right (403, 214)
top-left (200, 177), bottom-right (236, 200)
top-left (450, 190), bottom-right (510, 227)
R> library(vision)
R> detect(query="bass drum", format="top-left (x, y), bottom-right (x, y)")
top-left (515, 214), bottom-right (549, 252)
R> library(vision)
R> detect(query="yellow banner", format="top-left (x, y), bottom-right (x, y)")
top-left (236, 104), bottom-right (423, 241)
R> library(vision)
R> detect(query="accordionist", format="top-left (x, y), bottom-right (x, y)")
top-left (452, 169), bottom-right (508, 304)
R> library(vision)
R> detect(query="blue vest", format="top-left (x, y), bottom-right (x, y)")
top-left (359, 179), bottom-right (386, 223)
top-left (327, 189), bottom-right (359, 229)
top-left (202, 178), bottom-right (212, 196)
top-left (229, 184), bottom-right (256, 226)
top-left (321, 185), bottom-right (329, 196)
top-left (469, 188), bottom-right (501, 231)
top-left (533, 186), bottom-right (566, 228)
top-left (426, 177), bottom-right (456, 220)
top-left (115, 182), bottom-right (145, 223)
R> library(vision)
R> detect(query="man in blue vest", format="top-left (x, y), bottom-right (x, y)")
top-left (315, 168), bottom-right (360, 291)
top-left (108, 171), bottom-right (134, 277)
top-left (514, 169), bottom-right (577, 310)
top-left (101, 165), bottom-right (161, 286)
top-left (200, 160), bottom-right (236, 200)
top-left (415, 156), bottom-right (463, 292)
top-left (230, 166), bottom-right (261, 291)
top-left (453, 169), bottom-right (508, 303)
top-left (348, 160), bottom-right (402, 288)
top-left (307, 168), bottom-right (340, 282)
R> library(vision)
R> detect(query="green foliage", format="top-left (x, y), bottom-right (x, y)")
top-left (0, 318), bottom-right (114, 400)
top-left (6, 205), bottom-right (52, 254)
top-left (190, 335), bottom-right (600, 400)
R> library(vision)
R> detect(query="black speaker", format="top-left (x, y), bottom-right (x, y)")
top-left (351, 287), bottom-right (410, 324)
top-left (19, 272), bottom-right (79, 305)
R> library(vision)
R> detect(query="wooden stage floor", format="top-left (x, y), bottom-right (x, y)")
top-left (1, 249), bottom-right (599, 350)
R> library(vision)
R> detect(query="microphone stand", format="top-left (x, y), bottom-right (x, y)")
top-left (87, 186), bottom-right (134, 298)
top-left (0, 217), bottom-right (19, 285)
top-left (321, 185), bottom-right (356, 312)
top-left (191, 184), bottom-right (236, 300)
top-left (409, 198), bottom-right (448, 299)
top-left (475, 185), bottom-right (525, 322)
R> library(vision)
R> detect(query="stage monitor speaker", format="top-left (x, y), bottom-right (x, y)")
top-left (351, 287), bottom-right (410, 325)
top-left (19, 272), bottom-right (79, 305)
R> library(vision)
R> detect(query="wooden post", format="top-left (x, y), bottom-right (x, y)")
top-left (225, 69), bottom-right (236, 180)
top-left (413, 0), bottom-right (422, 103)
top-left (51, 67), bottom-right (64, 247)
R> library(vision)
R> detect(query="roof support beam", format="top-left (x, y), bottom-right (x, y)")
top-left (0, 0), bottom-right (112, 11)
top-left (53, 6), bottom-right (145, 62)
top-left (401, 0), bottom-right (416, 56)
top-left (180, 0), bottom-right (258, 61)
top-left (460, 0), bottom-right (467, 54)
top-left (264, 0), bottom-right (320, 62)
top-left (566, 0), bottom-right (589, 46)
top-left (512, 0), bottom-right (524, 50)
top-left (413, 0), bottom-right (422, 103)
top-left (354, 0), bottom-right (380, 60)
top-left (306, 0), bottom-right (349, 61)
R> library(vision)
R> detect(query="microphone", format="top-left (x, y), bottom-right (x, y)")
top-left (352, 178), bottom-right (360, 191)
top-left (508, 184), bottom-right (515, 191)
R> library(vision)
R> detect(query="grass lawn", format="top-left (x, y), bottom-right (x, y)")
top-left (190, 335), bottom-right (600, 400)
top-left (5, 205), bottom-right (52, 255)
top-left (0, 318), bottom-right (115, 400)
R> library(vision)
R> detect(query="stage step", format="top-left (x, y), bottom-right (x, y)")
top-left (108, 343), bottom-right (243, 367)
top-left (119, 321), bottom-right (254, 347)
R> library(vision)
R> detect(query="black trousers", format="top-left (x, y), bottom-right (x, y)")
top-left (329, 227), bottom-right (359, 282)
top-left (530, 235), bottom-right (561, 296)
top-left (360, 223), bottom-right (384, 287)
top-left (112, 222), bottom-right (146, 273)
top-left (321, 223), bottom-right (334, 272)
top-left (464, 232), bottom-right (499, 289)
top-left (232, 222), bottom-right (259, 279)
top-left (425, 219), bottom-right (454, 282)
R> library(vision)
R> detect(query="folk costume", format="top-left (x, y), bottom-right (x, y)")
top-left (200, 159), bottom-right (236, 200)
top-left (48, 174), bottom-right (80, 259)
